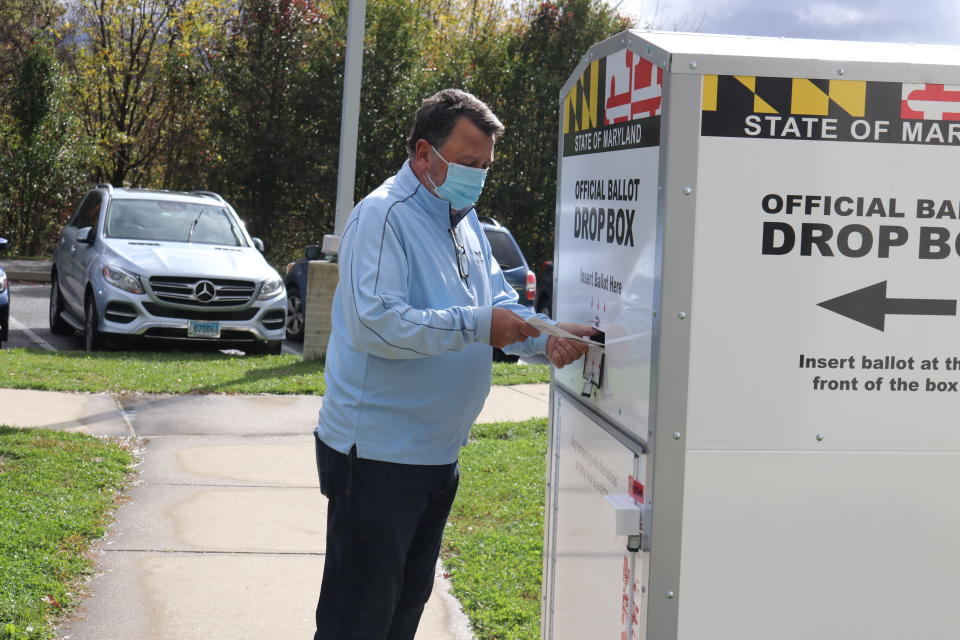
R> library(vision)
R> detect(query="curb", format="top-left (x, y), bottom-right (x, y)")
top-left (0, 261), bottom-right (52, 282)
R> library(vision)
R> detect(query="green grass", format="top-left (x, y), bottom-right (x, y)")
top-left (443, 418), bottom-right (547, 640)
top-left (0, 427), bottom-right (135, 640)
top-left (491, 361), bottom-right (551, 386)
top-left (0, 349), bottom-right (548, 394)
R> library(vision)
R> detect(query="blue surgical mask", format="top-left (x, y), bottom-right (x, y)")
top-left (427, 145), bottom-right (487, 212)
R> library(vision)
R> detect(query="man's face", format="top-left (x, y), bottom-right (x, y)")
top-left (422, 116), bottom-right (495, 190)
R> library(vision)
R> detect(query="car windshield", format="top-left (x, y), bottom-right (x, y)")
top-left (105, 199), bottom-right (244, 246)
top-left (483, 229), bottom-right (524, 270)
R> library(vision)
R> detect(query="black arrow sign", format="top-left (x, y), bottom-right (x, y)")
top-left (818, 281), bottom-right (957, 331)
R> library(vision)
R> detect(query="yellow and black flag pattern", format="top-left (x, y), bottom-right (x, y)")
top-left (562, 50), bottom-right (662, 157)
top-left (701, 74), bottom-right (910, 144)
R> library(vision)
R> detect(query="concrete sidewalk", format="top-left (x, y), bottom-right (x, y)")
top-left (0, 384), bottom-right (550, 640)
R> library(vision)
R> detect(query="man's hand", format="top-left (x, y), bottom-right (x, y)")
top-left (490, 307), bottom-right (541, 349)
top-left (546, 322), bottom-right (597, 368)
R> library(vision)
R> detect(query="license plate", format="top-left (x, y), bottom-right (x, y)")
top-left (188, 320), bottom-right (221, 338)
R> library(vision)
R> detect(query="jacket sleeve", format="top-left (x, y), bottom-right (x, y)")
top-left (339, 202), bottom-right (492, 359)
top-left (484, 239), bottom-right (552, 358)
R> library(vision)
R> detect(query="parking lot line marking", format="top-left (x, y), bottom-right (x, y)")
top-left (8, 316), bottom-right (57, 352)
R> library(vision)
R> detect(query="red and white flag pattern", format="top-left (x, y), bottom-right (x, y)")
top-left (605, 49), bottom-right (663, 124)
top-left (901, 83), bottom-right (960, 121)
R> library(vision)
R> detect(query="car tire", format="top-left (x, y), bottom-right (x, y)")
top-left (285, 286), bottom-right (305, 342)
top-left (84, 296), bottom-right (106, 352)
top-left (49, 277), bottom-right (74, 335)
top-left (493, 348), bottom-right (519, 363)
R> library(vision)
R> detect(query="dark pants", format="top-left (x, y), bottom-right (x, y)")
top-left (313, 435), bottom-right (460, 640)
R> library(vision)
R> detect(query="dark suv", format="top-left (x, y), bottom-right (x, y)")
top-left (283, 216), bottom-right (536, 342)
top-left (478, 216), bottom-right (536, 309)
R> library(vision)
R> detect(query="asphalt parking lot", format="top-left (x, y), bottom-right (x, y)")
top-left (4, 281), bottom-right (303, 355)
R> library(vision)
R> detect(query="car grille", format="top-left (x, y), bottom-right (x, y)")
top-left (142, 303), bottom-right (259, 321)
top-left (149, 276), bottom-right (256, 307)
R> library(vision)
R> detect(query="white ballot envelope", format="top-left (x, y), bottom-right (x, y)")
top-left (525, 317), bottom-right (605, 347)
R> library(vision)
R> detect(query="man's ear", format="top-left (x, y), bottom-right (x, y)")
top-left (413, 139), bottom-right (432, 170)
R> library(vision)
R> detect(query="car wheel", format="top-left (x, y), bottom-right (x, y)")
top-left (84, 296), bottom-right (106, 352)
top-left (285, 287), bottom-right (305, 342)
top-left (49, 277), bottom-right (74, 335)
top-left (493, 348), bottom-right (519, 363)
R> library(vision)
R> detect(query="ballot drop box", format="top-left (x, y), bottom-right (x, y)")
top-left (542, 30), bottom-right (960, 640)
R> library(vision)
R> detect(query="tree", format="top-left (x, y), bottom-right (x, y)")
top-left (208, 0), bottom-right (335, 261)
top-left (0, 0), bottom-right (64, 95)
top-left (0, 44), bottom-right (87, 255)
top-left (479, 0), bottom-right (629, 267)
top-left (66, 0), bottom-right (231, 185)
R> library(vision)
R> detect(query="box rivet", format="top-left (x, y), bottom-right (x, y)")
top-left (837, 67), bottom-right (845, 76)
top-left (688, 61), bottom-right (697, 69)
top-left (816, 433), bottom-right (825, 441)
top-left (683, 186), bottom-right (692, 195)
top-left (666, 591), bottom-right (676, 599)
top-left (677, 311), bottom-right (687, 320)
top-left (673, 432), bottom-right (682, 440)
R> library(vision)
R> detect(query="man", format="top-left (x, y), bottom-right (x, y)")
top-left (314, 88), bottom-right (594, 640)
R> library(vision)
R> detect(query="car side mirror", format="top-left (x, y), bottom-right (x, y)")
top-left (252, 237), bottom-right (264, 252)
top-left (76, 227), bottom-right (94, 244)
top-left (0, 237), bottom-right (8, 252)
top-left (304, 245), bottom-right (321, 260)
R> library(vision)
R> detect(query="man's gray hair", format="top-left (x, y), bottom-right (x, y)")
top-left (406, 89), bottom-right (504, 159)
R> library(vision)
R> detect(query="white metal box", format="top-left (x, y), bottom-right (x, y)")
top-left (544, 30), bottom-right (960, 640)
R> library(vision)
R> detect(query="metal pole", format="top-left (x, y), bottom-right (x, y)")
top-left (331, 0), bottom-right (366, 242)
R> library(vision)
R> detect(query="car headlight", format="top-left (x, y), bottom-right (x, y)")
top-left (0, 270), bottom-right (6, 293)
top-left (102, 265), bottom-right (144, 294)
top-left (258, 277), bottom-right (283, 300)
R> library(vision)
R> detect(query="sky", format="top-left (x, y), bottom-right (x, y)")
top-left (607, 0), bottom-right (960, 46)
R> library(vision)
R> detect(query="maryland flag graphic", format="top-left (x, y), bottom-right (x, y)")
top-left (562, 49), bottom-right (662, 157)
top-left (702, 74), bottom-right (960, 146)
top-left (901, 84), bottom-right (960, 121)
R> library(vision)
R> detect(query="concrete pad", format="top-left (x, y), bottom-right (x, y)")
top-left (477, 384), bottom-right (550, 423)
top-left (137, 435), bottom-right (317, 487)
top-left (107, 484), bottom-right (326, 553)
top-left (58, 552), bottom-right (470, 640)
top-left (121, 394), bottom-right (321, 436)
top-left (0, 389), bottom-right (131, 436)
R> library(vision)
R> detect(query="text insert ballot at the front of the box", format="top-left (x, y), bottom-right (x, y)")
top-left (689, 73), bottom-right (960, 447)
top-left (556, 47), bottom-right (662, 439)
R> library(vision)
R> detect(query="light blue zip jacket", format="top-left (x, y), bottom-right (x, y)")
top-left (316, 161), bottom-right (550, 464)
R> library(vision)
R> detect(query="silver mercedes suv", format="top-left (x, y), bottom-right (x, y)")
top-left (50, 185), bottom-right (286, 353)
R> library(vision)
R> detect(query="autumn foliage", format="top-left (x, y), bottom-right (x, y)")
top-left (0, 0), bottom-right (626, 266)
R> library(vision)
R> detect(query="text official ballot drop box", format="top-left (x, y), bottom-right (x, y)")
top-left (542, 30), bottom-right (960, 640)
